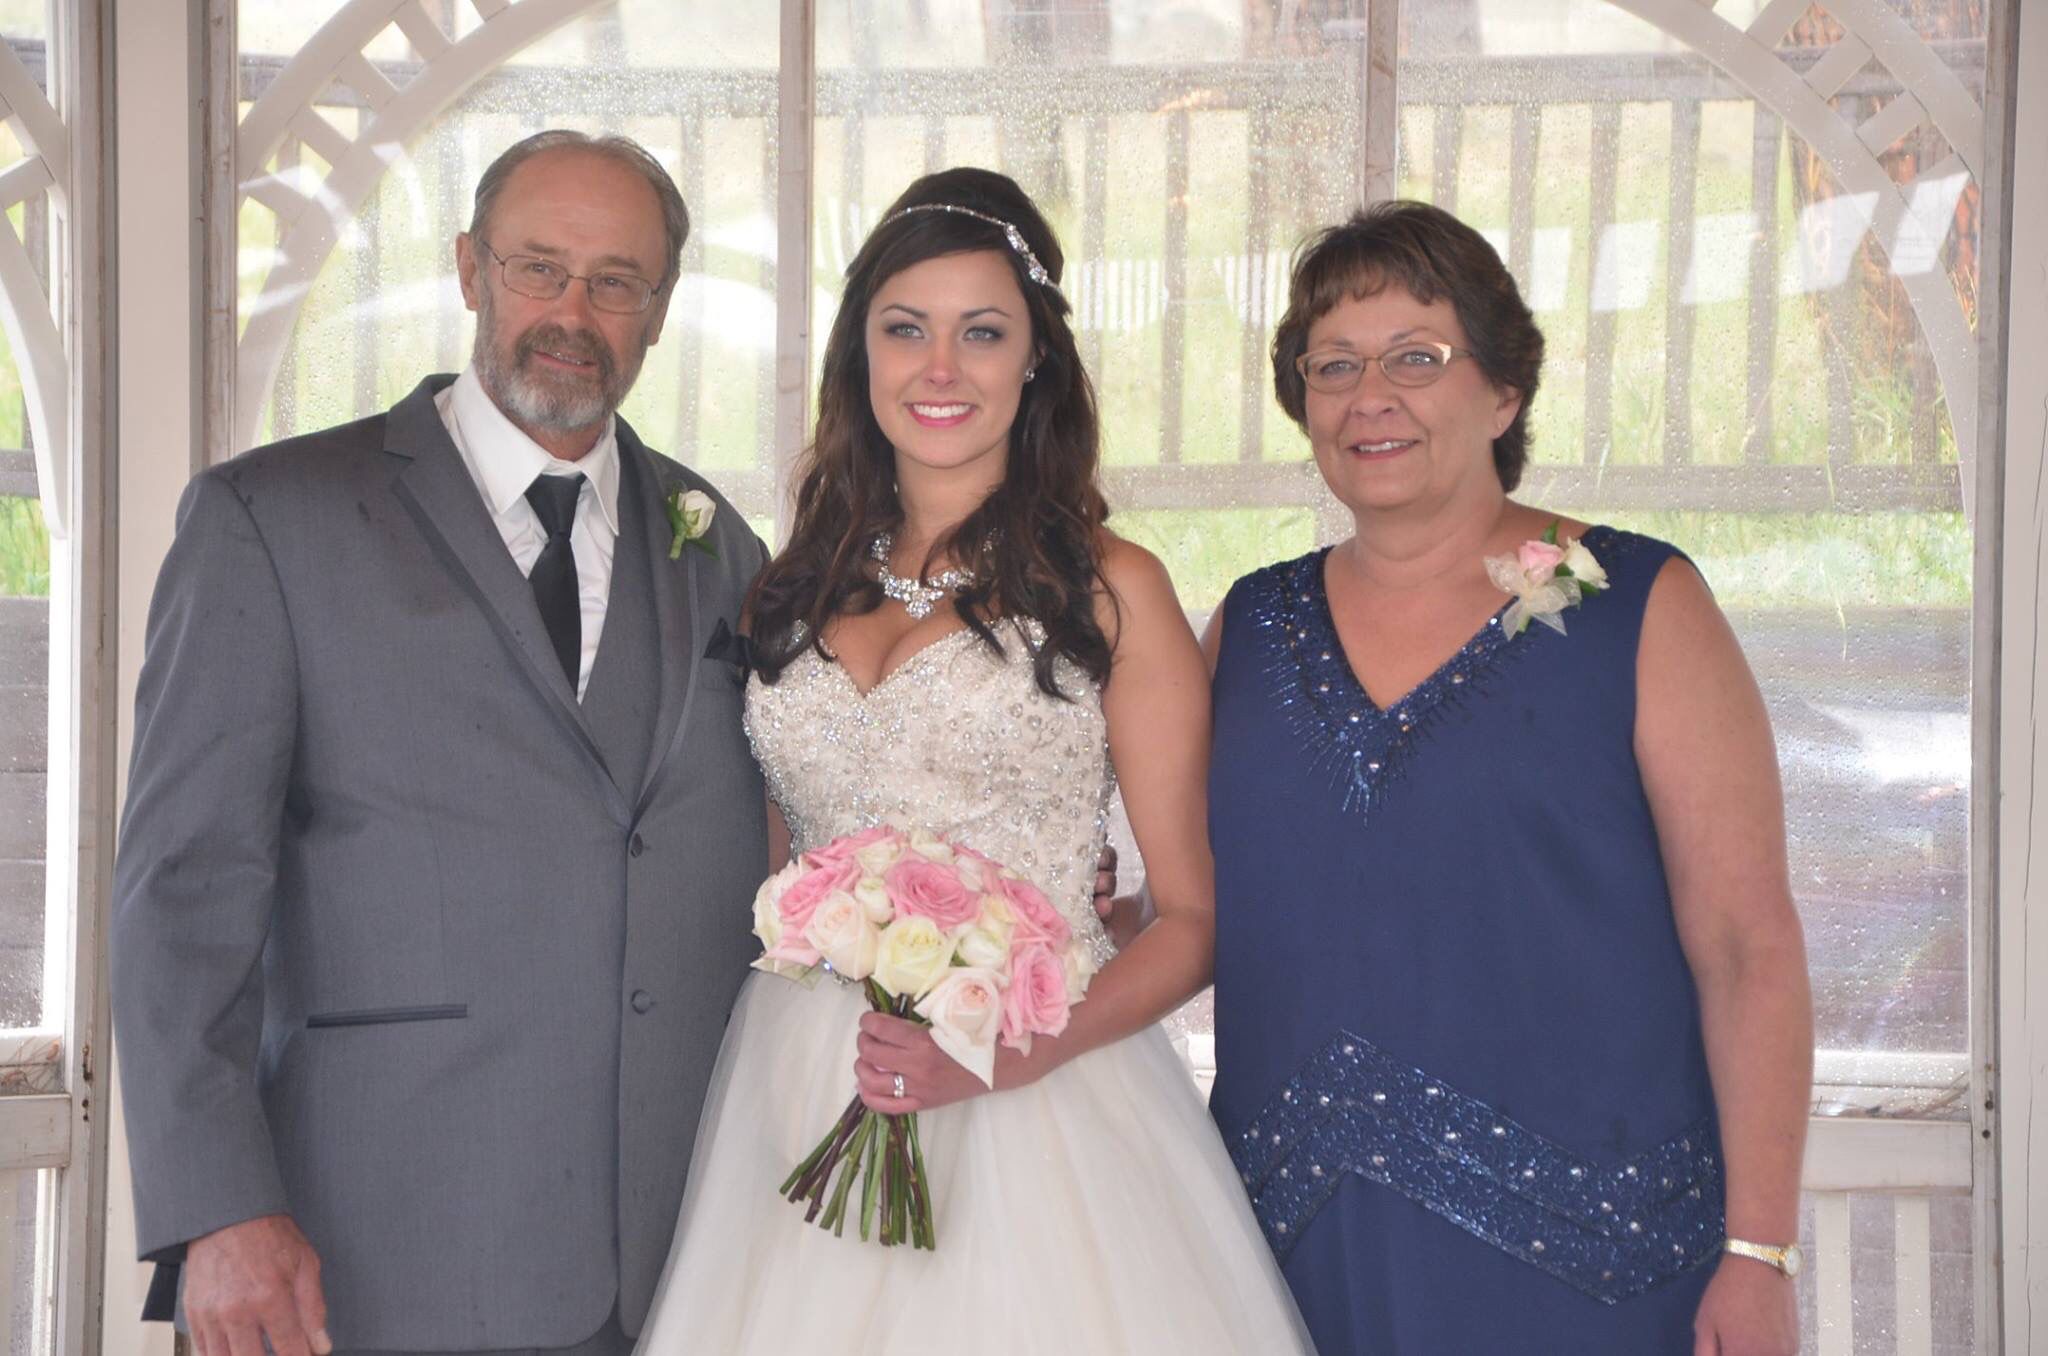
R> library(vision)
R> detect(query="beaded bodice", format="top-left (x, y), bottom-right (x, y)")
top-left (745, 621), bottom-right (1115, 956)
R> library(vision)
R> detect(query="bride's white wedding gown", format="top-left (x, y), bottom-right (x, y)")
top-left (633, 621), bottom-right (1311, 1354)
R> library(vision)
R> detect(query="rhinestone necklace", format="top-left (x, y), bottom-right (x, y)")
top-left (871, 533), bottom-right (976, 620)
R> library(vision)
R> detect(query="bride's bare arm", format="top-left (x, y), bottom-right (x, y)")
top-left (855, 535), bottom-right (1213, 1109)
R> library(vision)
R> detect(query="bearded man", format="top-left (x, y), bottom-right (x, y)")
top-left (111, 131), bottom-right (769, 1356)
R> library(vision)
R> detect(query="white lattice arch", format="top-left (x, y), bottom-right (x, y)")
top-left (0, 37), bottom-right (70, 538)
top-left (1610, 0), bottom-right (1985, 516)
top-left (233, 0), bottom-right (611, 452)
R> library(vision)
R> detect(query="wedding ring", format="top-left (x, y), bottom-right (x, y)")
top-left (891, 1073), bottom-right (906, 1100)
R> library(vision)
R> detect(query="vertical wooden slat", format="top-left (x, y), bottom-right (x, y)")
top-left (1080, 115), bottom-right (1107, 382)
top-left (674, 111), bottom-right (707, 459)
top-left (1661, 98), bottom-right (1700, 465)
top-left (1744, 107), bottom-right (1781, 464)
top-left (1356, 0), bottom-right (1397, 206)
top-left (1507, 106), bottom-right (1538, 288)
top-left (21, 190), bottom-right (46, 461)
top-left (1239, 100), bottom-right (1271, 464)
top-left (1431, 103), bottom-right (1461, 212)
top-left (1161, 108), bottom-right (1189, 464)
top-left (1814, 1192), bottom-right (1854, 1355)
top-left (434, 118), bottom-right (463, 374)
top-left (434, 2), bottom-right (463, 376)
top-left (1894, 1195), bottom-right (1935, 1356)
top-left (354, 114), bottom-right (383, 421)
top-left (203, 0), bottom-right (241, 465)
top-left (772, 0), bottom-right (816, 536)
top-left (273, 136), bottom-right (303, 440)
top-left (1823, 249), bottom-right (1857, 469)
top-left (761, 115), bottom-right (785, 486)
top-left (1582, 103), bottom-right (1622, 467)
top-left (923, 114), bottom-right (945, 174)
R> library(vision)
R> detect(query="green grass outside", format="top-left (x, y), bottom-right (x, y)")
top-left (0, 496), bottom-right (49, 597)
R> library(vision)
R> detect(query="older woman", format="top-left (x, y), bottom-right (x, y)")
top-left (1202, 202), bottom-right (1812, 1354)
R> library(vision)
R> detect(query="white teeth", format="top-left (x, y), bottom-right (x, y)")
top-left (913, 403), bottom-right (971, 418)
top-left (1352, 439), bottom-right (1411, 453)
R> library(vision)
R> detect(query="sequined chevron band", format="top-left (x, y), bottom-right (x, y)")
top-left (1230, 1031), bottom-right (1725, 1304)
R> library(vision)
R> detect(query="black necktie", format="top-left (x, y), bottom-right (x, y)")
top-left (524, 472), bottom-right (585, 688)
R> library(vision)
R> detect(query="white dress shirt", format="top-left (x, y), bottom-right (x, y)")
top-left (437, 365), bottom-right (621, 700)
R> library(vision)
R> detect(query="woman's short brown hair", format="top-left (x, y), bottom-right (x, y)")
top-left (1271, 201), bottom-right (1544, 492)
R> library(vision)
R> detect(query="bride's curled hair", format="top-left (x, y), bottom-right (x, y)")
top-left (748, 167), bottom-right (1112, 699)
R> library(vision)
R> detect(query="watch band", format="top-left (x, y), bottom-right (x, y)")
top-left (1723, 1237), bottom-right (1804, 1278)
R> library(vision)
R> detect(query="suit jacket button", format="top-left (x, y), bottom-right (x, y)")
top-left (629, 833), bottom-right (646, 858)
top-left (630, 989), bottom-right (654, 1014)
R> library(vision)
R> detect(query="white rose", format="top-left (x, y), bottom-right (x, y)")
top-left (854, 875), bottom-right (894, 924)
top-left (914, 967), bottom-right (1005, 1088)
top-left (804, 890), bottom-right (879, 981)
top-left (1561, 537), bottom-right (1607, 590)
top-left (855, 836), bottom-right (905, 876)
top-left (907, 828), bottom-right (955, 864)
top-left (977, 893), bottom-right (1017, 941)
top-left (677, 489), bottom-right (716, 539)
top-left (873, 916), bottom-right (953, 999)
top-left (953, 922), bottom-right (1010, 971)
top-left (1062, 941), bottom-right (1099, 1002)
top-left (749, 859), bottom-right (806, 948)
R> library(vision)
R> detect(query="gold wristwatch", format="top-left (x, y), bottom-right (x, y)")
top-left (1723, 1237), bottom-right (1804, 1278)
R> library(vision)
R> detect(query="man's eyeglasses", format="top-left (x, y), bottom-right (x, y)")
top-left (1295, 341), bottom-right (1472, 394)
top-left (474, 238), bottom-right (661, 315)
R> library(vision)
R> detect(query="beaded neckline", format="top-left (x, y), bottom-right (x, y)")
top-left (1253, 527), bottom-right (1624, 820)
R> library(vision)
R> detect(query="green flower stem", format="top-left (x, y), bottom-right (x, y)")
top-left (779, 1094), bottom-right (862, 1196)
top-left (859, 1110), bottom-right (882, 1241)
top-left (906, 1112), bottom-right (935, 1250)
top-left (823, 1114), bottom-right (873, 1237)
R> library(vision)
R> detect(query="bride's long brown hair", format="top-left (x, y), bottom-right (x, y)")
top-left (748, 167), bottom-right (1112, 699)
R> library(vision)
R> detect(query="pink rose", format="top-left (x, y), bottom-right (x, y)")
top-left (803, 825), bottom-right (898, 869)
top-left (774, 855), bottom-right (861, 949)
top-left (1515, 539), bottom-right (1566, 583)
top-left (1000, 943), bottom-right (1071, 1052)
top-left (884, 857), bottom-right (980, 932)
top-left (994, 874), bottom-right (1070, 948)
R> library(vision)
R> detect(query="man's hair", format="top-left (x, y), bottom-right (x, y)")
top-left (469, 130), bottom-right (690, 289)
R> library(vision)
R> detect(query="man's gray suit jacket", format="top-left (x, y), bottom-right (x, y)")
top-left (110, 375), bottom-right (770, 1351)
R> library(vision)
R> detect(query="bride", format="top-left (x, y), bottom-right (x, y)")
top-left (633, 168), bottom-right (1309, 1354)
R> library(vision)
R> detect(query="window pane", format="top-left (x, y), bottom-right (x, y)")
top-left (238, 1), bottom-right (781, 514)
top-left (0, 21), bottom-right (52, 1036)
top-left (0, 1168), bottom-right (51, 1354)
top-left (1400, 0), bottom-right (1982, 1115)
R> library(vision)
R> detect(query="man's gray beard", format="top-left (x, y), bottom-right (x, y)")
top-left (473, 293), bottom-right (644, 435)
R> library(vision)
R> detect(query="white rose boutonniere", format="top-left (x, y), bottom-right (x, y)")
top-left (1482, 520), bottom-right (1607, 637)
top-left (665, 488), bottom-right (717, 560)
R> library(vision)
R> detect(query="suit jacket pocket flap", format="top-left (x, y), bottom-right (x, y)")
top-left (305, 1004), bottom-right (469, 1029)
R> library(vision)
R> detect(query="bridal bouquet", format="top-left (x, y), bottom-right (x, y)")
top-left (751, 825), bottom-right (1098, 1249)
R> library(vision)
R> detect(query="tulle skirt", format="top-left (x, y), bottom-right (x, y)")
top-left (634, 972), bottom-right (1313, 1355)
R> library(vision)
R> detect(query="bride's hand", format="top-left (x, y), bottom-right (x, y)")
top-left (854, 1012), bottom-right (1016, 1113)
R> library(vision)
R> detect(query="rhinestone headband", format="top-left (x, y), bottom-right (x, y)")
top-left (883, 203), bottom-right (1058, 290)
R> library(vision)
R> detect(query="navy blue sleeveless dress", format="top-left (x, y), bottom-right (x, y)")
top-left (1207, 528), bottom-right (1725, 1355)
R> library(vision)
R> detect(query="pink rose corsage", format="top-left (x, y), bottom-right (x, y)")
top-left (1483, 521), bottom-right (1608, 637)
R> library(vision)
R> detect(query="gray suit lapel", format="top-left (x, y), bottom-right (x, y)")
top-left (620, 426), bottom-right (702, 818)
top-left (383, 377), bottom-right (630, 822)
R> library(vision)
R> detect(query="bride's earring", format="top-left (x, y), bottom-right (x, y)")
top-left (1023, 367), bottom-right (1036, 383)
